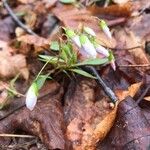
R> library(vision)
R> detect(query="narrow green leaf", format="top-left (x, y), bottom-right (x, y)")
top-left (70, 69), bottom-right (96, 79)
top-left (59, 0), bottom-right (76, 4)
top-left (50, 41), bottom-right (60, 51)
top-left (75, 58), bottom-right (108, 66)
top-left (39, 55), bottom-right (64, 63)
top-left (35, 74), bottom-right (51, 90)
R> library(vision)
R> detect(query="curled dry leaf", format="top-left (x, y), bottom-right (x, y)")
top-left (64, 78), bottom-right (117, 150)
top-left (0, 40), bottom-right (29, 79)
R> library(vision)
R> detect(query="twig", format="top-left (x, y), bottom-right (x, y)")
top-left (0, 134), bottom-right (35, 138)
top-left (2, 0), bottom-right (37, 35)
top-left (119, 64), bottom-right (150, 67)
top-left (87, 66), bottom-right (118, 103)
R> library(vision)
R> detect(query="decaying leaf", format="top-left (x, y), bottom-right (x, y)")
top-left (0, 40), bottom-right (29, 79)
top-left (17, 35), bottom-right (50, 54)
top-left (98, 96), bottom-right (150, 149)
top-left (115, 82), bottom-right (142, 101)
top-left (64, 78), bottom-right (117, 150)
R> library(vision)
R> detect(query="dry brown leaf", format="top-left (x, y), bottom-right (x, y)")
top-left (88, 2), bottom-right (132, 17)
top-left (114, 28), bottom-right (150, 65)
top-left (17, 35), bottom-right (50, 54)
top-left (64, 79), bottom-right (118, 150)
top-left (0, 40), bottom-right (29, 79)
top-left (24, 10), bottom-right (37, 29)
top-left (115, 82), bottom-right (142, 101)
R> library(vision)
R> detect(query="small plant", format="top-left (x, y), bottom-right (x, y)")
top-left (26, 22), bottom-right (115, 110)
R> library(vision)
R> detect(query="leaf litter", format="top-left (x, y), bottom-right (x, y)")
top-left (0, 0), bottom-right (150, 149)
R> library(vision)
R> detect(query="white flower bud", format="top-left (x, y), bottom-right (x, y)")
top-left (80, 34), bottom-right (97, 58)
top-left (83, 26), bottom-right (96, 37)
top-left (95, 45), bottom-right (109, 57)
top-left (103, 26), bottom-right (112, 39)
top-left (25, 83), bottom-right (38, 111)
top-left (72, 35), bottom-right (81, 48)
top-left (99, 20), bottom-right (112, 39)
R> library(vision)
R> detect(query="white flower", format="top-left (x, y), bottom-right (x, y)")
top-left (99, 20), bottom-right (112, 39)
top-left (65, 28), bottom-right (81, 48)
top-left (83, 26), bottom-right (96, 37)
top-left (25, 83), bottom-right (38, 111)
top-left (72, 35), bottom-right (81, 48)
top-left (95, 44), bottom-right (109, 57)
top-left (79, 34), bottom-right (97, 58)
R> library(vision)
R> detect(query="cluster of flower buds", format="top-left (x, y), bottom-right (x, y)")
top-left (25, 21), bottom-right (116, 111)
top-left (65, 20), bottom-right (116, 70)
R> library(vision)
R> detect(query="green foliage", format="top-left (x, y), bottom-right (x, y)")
top-left (50, 41), bottom-right (60, 51)
top-left (35, 74), bottom-right (51, 90)
top-left (71, 69), bottom-right (97, 79)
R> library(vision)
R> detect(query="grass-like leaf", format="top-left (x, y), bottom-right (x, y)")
top-left (75, 58), bottom-right (108, 66)
top-left (70, 69), bottom-right (96, 79)
top-left (39, 55), bottom-right (64, 63)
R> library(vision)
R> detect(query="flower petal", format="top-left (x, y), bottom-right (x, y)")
top-left (25, 83), bottom-right (38, 111)
top-left (80, 35), bottom-right (97, 58)
top-left (72, 35), bottom-right (81, 48)
top-left (96, 45), bottom-right (109, 57)
top-left (83, 26), bottom-right (96, 37)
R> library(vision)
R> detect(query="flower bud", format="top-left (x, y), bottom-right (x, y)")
top-left (99, 20), bottom-right (112, 39)
top-left (25, 82), bottom-right (38, 111)
top-left (95, 44), bottom-right (109, 57)
top-left (65, 28), bottom-right (81, 48)
top-left (79, 34), bottom-right (97, 58)
top-left (83, 26), bottom-right (96, 37)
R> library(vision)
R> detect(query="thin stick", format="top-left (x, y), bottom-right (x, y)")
top-left (87, 66), bottom-right (118, 103)
top-left (2, 0), bottom-right (37, 35)
top-left (119, 64), bottom-right (150, 67)
top-left (0, 133), bottom-right (35, 138)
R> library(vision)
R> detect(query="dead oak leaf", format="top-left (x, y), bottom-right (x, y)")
top-left (115, 82), bottom-right (142, 101)
top-left (17, 35), bottom-right (50, 54)
top-left (0, 40), bottom-right (29, 80)
top-left (64, 78), bottom-right (118, 150)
